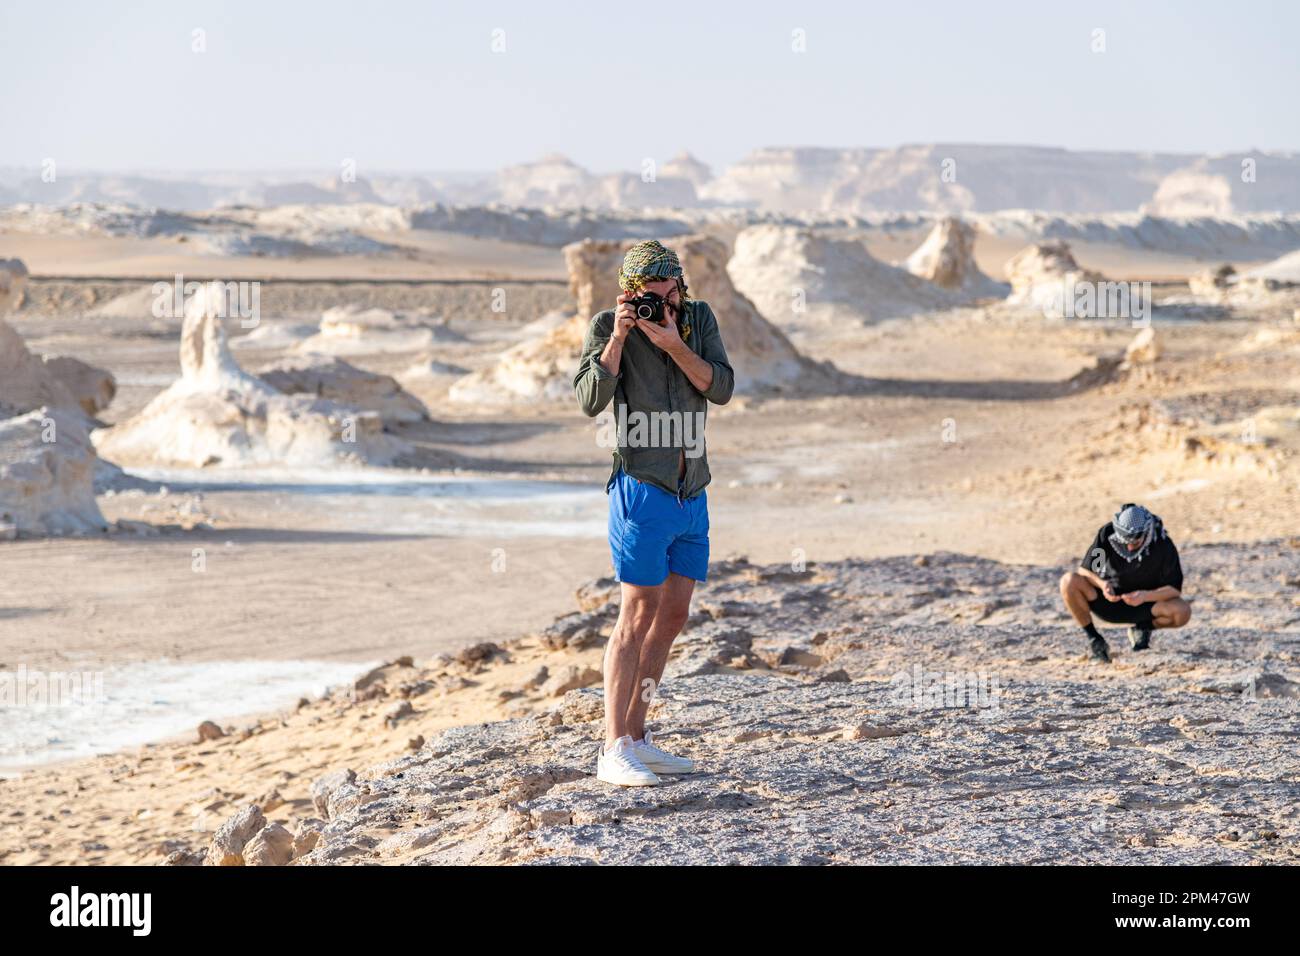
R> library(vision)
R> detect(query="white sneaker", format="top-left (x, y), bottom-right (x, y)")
top-left (597, 736), bottom-right (661, 787)
top-left (631, 730), bottom-right (695, 774)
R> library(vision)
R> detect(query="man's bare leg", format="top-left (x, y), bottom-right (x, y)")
top-left (1059, 571), bottom-right (1098, 625)
top-left (603, 582), bottom-right (661, 749)
top-left (1152, 597), bottom-right (1191, 629)
top-left (626, 573), bottom-right (695, 741)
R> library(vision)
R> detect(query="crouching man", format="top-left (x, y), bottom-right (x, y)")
top-left (1060, 503), bottom-right (1191, 662)
top-left (573, 240), bottom-right (735, 786)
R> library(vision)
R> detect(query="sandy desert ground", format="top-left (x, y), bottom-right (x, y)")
top-left (1, 214), bottom-right (1298, 864)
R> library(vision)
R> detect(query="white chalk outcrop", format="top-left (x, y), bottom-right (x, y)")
top-left (447, 239), bottom-right (626, 405)
top-left (1246, 249), bottom-right (1300, 284)
top-left (903, 217), bottom-right (1006, 297)
top-left (1003, 241), bottom-right (1105, 317)
top-left (95, 282), bottom-right (408, 469)
top-left (450, 235), bottom-right (823, 404)
top-left (41, 355), bottom-right (116, 417)
top-left (0, 260), bottom-right (107, 537)
top-left (258, 356), bottom-right (429, 426)
top-left (675, 234), bottom-right (815, 389)
top-left (295, 305), bottom-right (455, 356)
top-left (728, 225), bottom-right (959, 329)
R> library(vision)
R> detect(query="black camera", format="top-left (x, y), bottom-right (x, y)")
top-left (630, 291), bottom-right (668, 325)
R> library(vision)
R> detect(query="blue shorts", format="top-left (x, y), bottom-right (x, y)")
top-left (608, 470), bottom-right (709, 586)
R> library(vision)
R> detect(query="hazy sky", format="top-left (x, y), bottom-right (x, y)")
top-left (3, 0), bottom-right (1297, 175)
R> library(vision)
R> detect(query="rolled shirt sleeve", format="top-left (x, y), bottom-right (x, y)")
top-left (693, 302), bottom-right (734, 405)
top-left (573, 312), bottom-right (620, 417)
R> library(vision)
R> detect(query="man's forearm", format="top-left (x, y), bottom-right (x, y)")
top-left (1077, 566), bottom-right (1106, 588)
top-left (599, 336), bottom-right (625, 376)
top-left (1141, 585), bottom-right (1181, 601)
top-left (668, 343), bottom-right (713, 393)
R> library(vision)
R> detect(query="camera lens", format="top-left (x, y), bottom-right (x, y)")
top-left (636, 303), bottom-right (654, 320)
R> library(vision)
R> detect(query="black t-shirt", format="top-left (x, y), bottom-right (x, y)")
top-left (1081, 523), bottom-right (1183, 594)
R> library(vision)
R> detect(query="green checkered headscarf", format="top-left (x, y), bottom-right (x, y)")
top-left (619, 240), bottom-right (689, 304)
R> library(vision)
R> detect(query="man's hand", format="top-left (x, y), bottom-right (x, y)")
top-left (635, 315), bottom-right (685, 355)
top-left (611, 293), bottom-right (637, 342)
top-left (1121, 590), bottom-right (1149, 606)
top-left (1101, 582), bottom-right (1121, 602)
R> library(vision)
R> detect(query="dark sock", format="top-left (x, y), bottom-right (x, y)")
top-left (1083, 622), bottom-right (1101, 641)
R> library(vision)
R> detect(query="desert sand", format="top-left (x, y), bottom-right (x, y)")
top-left (1, 206), bottom-right (1298, 865)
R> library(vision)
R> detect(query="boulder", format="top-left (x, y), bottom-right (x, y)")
top-left (0, 318), bottom-right (83, 421)
top-left (0, 258), bottom-right (27, 315)
top-left (243, 823), bottom-right (295, 866)
top-left (0, 407), bottom-right (107, 536)
top-left (311, 768), bottom-right (357, 819)
top-left (1123, 327), bottom-right (1161, 366)
top-left (1188, 263), bottom-right (1237, 297)
top-left (1003, 240), bottom-right (1104, 317)
top-left (904, 217), bottom-right (1006, 297)
top-left (540, 664), bottom-right (603, 697)
top-left (205, 804), bottom-right (265, 866)
top-left (41, 355), bottom-right (116, 416)
top-left (196, 720), bottom-right (225, 742)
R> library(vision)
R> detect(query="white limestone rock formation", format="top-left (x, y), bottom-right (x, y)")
top-left (0, 407), bottom-right (106, 537)
top-left (295, 305), bottom-right (454, 356)
top-left (903, 217), bottom-right (1006, 297)
top-left (1003, 241), bottom-right (1105, 317)
top-left (675, 234), bottom-right (820, 390)
top-left (258, 356), bottom-right (429, 425)
top-left (1123, 326), bottom-right (1161, 367)
top-left (0, 259), bottom-right (107, 536)
top-left (1188, 263), bottom-right (1238, 298)
top-left (1, 258), bottom-right (28, 314)
top-left (1246, 249), bottom-right (1300, 284)
top-left (41, 356), bottom-right (116, 417)
top-left (451, 235), bottom-right (826, 404)
top-left (0, 319), bottom-right (84, 420)
top-left (448, 239), bottom-right (630, 404)
top-left (95, 282), bottom-right (407, 469)
top-left (727, 225), bottom-right (959, 329)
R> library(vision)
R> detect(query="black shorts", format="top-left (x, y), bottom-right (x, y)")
top-left (1088, 595), bottom-right (1155, 626)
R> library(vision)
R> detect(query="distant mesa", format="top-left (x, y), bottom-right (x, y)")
top-left (5, 145), bottom-right (1300, 214)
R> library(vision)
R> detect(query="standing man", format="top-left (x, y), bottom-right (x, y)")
top-left (574, 240), bottom-right (734, 786)
top-left (1059, 503), bottom-right (1192, 663)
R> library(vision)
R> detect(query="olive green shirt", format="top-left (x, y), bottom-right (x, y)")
top-left (573, 299), bottom-right (734, 499)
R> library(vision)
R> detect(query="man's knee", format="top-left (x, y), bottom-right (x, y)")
top-left (1162, 599), bottom-right (1191, 628)
top-left (1060, 571), bottom-right (1090, 599)
top-left (614, 591), bottom-right (660, 642)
